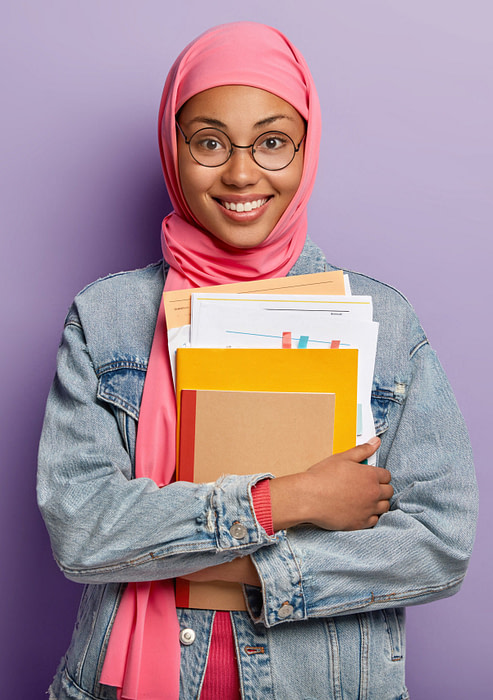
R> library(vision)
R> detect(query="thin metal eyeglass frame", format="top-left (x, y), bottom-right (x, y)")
top-left (175, 120), bottom-right (305, 171)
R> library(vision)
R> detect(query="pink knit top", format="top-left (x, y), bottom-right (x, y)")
top-left (200, 479), bottom-right (273, 699)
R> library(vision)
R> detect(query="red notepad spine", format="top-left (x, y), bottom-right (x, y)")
top-left (175, 578), bottom-right (190, 608)
top-left (175, 389), bottom-right (198, 608)
top-left (178, 389), bottom-right (197, 482)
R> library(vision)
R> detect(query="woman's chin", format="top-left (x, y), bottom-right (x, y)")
top-left (204, 226), bottom-right (273, 251)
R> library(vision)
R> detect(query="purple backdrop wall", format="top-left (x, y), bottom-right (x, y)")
top-left (1, 2), bottom-right (491, 698)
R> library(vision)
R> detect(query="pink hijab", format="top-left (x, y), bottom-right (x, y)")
top-left (100, 21), bottom-right (321, 700)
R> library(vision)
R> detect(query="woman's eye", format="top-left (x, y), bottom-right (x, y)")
top-left (202, 138), bottom-right (221, 151)
top-left (194, 132), bottom-right (228, 152)
top-left (258, 134), bottom-right (288, 151)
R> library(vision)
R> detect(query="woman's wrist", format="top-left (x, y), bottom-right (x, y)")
top-left (269, 472), bottom-right (309, 530)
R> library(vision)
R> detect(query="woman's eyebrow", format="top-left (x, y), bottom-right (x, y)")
top-left (254, 114), bottom-right (295, 128)
top-left (187, 116), bottom-right (227, 128)
top-left (185, 114), bottom-right (295, 129)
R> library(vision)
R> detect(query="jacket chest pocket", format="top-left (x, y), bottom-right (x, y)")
top-left (371, 379), bottom-right (408, 437)
top-left (371, 393), bottom-right (391, 436)
top-left (97, 360), bottom-right (147, 477)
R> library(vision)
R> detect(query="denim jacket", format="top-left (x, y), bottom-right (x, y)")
top-left (38, 238), bottom-right (477, 700)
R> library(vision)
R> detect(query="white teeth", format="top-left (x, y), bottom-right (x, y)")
top-left (222, 198), bottom-right (267, 212)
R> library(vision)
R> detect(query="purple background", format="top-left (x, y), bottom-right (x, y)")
top-left (1, 2), bottom-right (491, 697)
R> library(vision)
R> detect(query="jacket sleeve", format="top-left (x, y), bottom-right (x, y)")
top-left (245, 339), bottom-right (478, 627)
top-left (37, 309), bottom-right (278, 584)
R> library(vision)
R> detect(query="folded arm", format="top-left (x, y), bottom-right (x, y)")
top-left (37, 316), bottom-right (279, 584)
top-left (244, 342), bottom-right (478, 626)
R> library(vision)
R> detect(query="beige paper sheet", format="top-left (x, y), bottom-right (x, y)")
top-left (163, 270), bottom-right (345, 329)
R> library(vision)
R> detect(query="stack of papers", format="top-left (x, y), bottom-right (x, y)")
top-left (163, 271), bottom-right (379, 610)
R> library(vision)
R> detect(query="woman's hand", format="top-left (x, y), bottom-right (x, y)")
top-left (270, 437), bottom-right (393, 531)
top-left (180, 556), bottom-right (261, 586)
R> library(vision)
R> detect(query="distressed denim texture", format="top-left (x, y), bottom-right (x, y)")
top-left (38, 237), bottom-right (477, 699)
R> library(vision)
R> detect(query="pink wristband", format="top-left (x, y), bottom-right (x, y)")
top-left (251, 479), bottom-right (274, 536)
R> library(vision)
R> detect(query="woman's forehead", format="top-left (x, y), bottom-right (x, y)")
top-left (177, 85), bottom-right (304, 131)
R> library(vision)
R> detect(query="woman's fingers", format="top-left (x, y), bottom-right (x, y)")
top-left (271, 437), bottom-right (394, 531)
top-left (374, 466), bottom-right (392, 484)
top-left (379, 483), bottom-right (394, 500)
top-left (375, 499), bottom-right (392, 515)
top-left (339, 436), bottom-right (381, 464)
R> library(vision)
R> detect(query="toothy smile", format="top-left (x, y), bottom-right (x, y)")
top-left (218, 198), bottom-right (269, 212)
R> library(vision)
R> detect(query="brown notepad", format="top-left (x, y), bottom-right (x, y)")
top-left (176, 389), bottom-right (336, 610)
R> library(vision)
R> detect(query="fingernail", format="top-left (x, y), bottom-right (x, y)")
top-left (368, 437), bottom-right (380, 445)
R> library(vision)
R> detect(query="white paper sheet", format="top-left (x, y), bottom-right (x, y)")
top-left (191, 293), bottom-right (373, 346)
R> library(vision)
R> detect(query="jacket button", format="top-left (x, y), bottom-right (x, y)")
top-left (230, 522), bottom-right (248, 540)
top-left (278, 603), bottom-right (294, 619)
top-left (179, 628), bottom-right (196, 645)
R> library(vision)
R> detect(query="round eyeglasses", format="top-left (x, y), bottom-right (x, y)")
top-left (176, 121), bottom-right (305, 171)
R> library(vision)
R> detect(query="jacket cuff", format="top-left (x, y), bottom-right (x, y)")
top-left (245, 532), bottom-right (307, 627)
top-left (212, 473), bottom-right (278, 552)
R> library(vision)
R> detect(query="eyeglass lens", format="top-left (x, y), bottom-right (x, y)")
top-left (188, 128), bottom-right (298, 170)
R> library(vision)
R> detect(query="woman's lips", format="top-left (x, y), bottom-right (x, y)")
top-left (220, 197), bottom-right (269, 212)
top-left (214, 196), bottom-right (272, 221)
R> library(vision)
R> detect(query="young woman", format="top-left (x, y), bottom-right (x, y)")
top-left (38, 22), bottom-right (477, 700)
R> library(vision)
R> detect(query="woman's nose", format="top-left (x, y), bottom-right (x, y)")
top-left (220, 147), bottom-right (261, 187)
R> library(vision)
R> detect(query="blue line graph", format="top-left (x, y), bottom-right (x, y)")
top-left (224, 330), bottom-right (351, 347)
